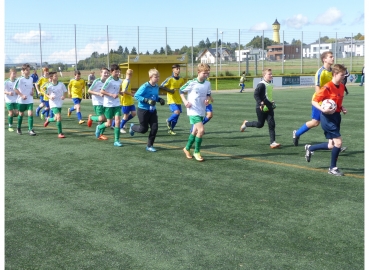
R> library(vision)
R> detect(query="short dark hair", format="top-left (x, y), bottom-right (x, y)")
top-left (172, 64), bottom-right (180, 69)
top-left (49, 71), bottom-right (57, 76)
top-left (22, 63), bottom-right (30, 71)
top-left (110, 64), bottom-right (120, 72)
top-left (74, 70), bottom-right (81, 75)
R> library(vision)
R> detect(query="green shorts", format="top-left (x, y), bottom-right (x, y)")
top-left (94, 105), bottom-right (104, 116)
top-left (51, 107), bottom-right (62, 114)
top-left (6, 103), bottom-right (17, 110)
top-left (18, 103), bottom-right (33, 112)
top-left (189, 115), bottom-right (204, 125)
top-left (104, 106), bottom-right (121, 119)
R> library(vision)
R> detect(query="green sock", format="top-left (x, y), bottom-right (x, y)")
top-left (185, 134), bottom-right (196, 151)
top-left (57, 121), bottom-right (62, 134)
top-left (100, 127), bottom-right (106, 135)
top-left (114, 127), bottom-right (120, 142)
top-left (194, 137), bottom-right (203, 153)
top-left (98, 123), bottom-right (106, 130)
top-left (49, 117), bottom-right (56, 122)
top-left (8, 116), bottom-right (13, 126)
top-left (17, 115), bottom-right (23, 128)
top-left (91, 115), bottom-right (99, 121)
top-left (28, 116), bottom-right (33, 130)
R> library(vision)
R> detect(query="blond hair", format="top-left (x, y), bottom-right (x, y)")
top-left (262, 68), bottom-right (272, 76)
top-left (332, 64), bottom-right (346, 75)
top-left (126, 69), bottom-right (133, 75)
top-left (148, 68), bottom-right (159, 77)
top-left (9, 68), bottom-right (17, 73)
top-left (197, 63), bottom-right (210, 73)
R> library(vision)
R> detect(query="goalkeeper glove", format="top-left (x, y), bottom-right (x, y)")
top-left (143, 98), bottom-right (156, 106)
top-left (158, 98), bottom-right (165, 105)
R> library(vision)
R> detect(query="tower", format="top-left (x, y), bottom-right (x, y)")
top-left (272, 19), bottom-right (280, 43)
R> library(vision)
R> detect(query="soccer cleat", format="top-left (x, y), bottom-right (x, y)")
top-left (87, 114), bottom-right (93, 127)
top-left (193, 152), bottom-right (204, 162)
top-left (328, 167), bottom-right (344, 176)
top-left (129, 123), bottom-right (135, 136)
top-left (166, 119), bottom-right (171, 130)
top-left (340, 146), bottom-right (347, 153)
top-left (58, 133), bottom-right (65, 138)
top-left (146, 146), bottom-right (157, 152)
top-left (114, 141), bottom-right (123, 147)
top-left (95, 125), bottom-right (101, 138)
top-left (17, 128), bottom-right (22, 135)
top-left (168, 130), bottom-right (176, 135)
top-left (44, 118), bottom-right (50, 127)
top-left (292, 130), bottom-right (299, 146)
top-left (8, 127), bottom-right (14, 132)
top-left (270, 142), bottom-right (281, 149)
top-left (305, 144), bottom-right (312, 162)
top-left (28, 129), bottom-right (36, 136)
top-left (120, 128), bottom-right (126, 134)
top-left (67, 108), bottom-right (71, 117)
top-left (79, 120), bottom-right (85, 125)
top-left (98, 135), bottom-right (108, 140)
top-left (183, 148), bottom-right (193, 159)
top-left (40, 114), bottom-right (44, 120)
top-left (240, 120), bottom-right (247, 132)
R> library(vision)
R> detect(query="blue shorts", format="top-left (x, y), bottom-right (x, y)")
top-left (206, 104), bottom-right (213, 112)
top-left (169, 104), bottom-right (182, 113)
top-left (320, 112), bottom-right (341, 139)
top-left (311, 105), bottom-right (321, 121)
top-left (122, 105), bottom-right (136, 114)
top-left (72, 98), bottom-right (82, 105)
top-left (40, 95), bottom-right (44, 102)
top-left (44, 101), bottom-right (50, 108)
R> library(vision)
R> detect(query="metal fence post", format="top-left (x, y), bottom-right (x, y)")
top-left (107, 25), bottom-right (110, 69)
top-left (191, 28), bottom-right (194, 77)
top-left (74, 24), bottom-right (77, 70)
top-left (39, 23), bottom-right (43, 69)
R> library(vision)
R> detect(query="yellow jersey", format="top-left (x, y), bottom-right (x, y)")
top-left (313, 66), bottom-right (332, 100)
top-left (120, 79), bottom-right (134, 106)
top-left (36, 77), bottom-right (49, 96)
top-left (40, 82), bottom-right (51, 101)
top-left (161, 76), bottom-right (185, 104)
top-left (68, 78), bottom-right (86, 99)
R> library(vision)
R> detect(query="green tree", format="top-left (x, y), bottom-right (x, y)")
top-left (130, 47), bottom-right (137, 55)
top-left (153, 49), bottom-right (159, 55)
top-left (205, 38), bottom-right (211, 48)
top-left (166, 45), bottom-right (173, 55)
top-left (159, 47), bottom-right (165, 54)
top-left (198, 40), bottom-right (206, 48)
top-left (124, 47), bottom-right (129, 54)
top-left (246, 36), bottom-right (276, 49)
top-left (117, 46), bottom-right (123, 54)
top-left (145, 50), bottom-right (150, 55)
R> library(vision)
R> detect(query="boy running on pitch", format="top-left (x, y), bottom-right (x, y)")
top-left (67, 70), bottom-right (86, 124)
top-left (4, 68), bottom-right (19, 132)
top-left (118, 69), bottom-right (136, 134)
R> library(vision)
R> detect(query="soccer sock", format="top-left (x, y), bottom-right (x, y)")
top-left (36, 106), bottom-right (41, 115)
top-left (295, 124), bottom-right (310, 137)
top-left (50, 110), bottom-right (54, 118)
top-left (171, 114), bottom-right (179, 129)
top-left (114, 127), bottom-right (120, 142)
top-left (202, 117), bottom-right (210, 125)
top-left (111, 119), bottom-right (115, 127)
top-left (77, 112), bottom-right (82, 121)
top-left (69, 107), bottom-right (76, 112)
top-left (120, 114), bottom-right (133, 129)
top-left (100, 127), bottom-right (106, 135)
top-left (194, 136), bottom-right (203, 153)
top-left (48, 117), bottom-right (56, 122)
top-left (17, 115), bottom-right (23, 128)
top-left (8, 116), bottom-right (13, 126)
top-left (168, 113), bottom-right (177, 122)
top-left (57, 121), bottom-right (62, 134)
top-left (330, 146), bottom-right (341, 169)
top-left (309, 142), bottom-right (329, 152)
top-left (98, 123), bottom-right (106, 130)
top-left (185, 134), bottom-right (196, 151)
top-left (91, 116), bottom-right (99, 122)
top-left (45, 110), bottom-right (49, 118)
top-left (28, 116), bottom-right (34, 130)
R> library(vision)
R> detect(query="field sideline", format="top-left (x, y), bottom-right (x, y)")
top-left (5, 86), bottom-right (364, 269)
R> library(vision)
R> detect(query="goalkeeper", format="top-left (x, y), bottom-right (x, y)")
top-left (129, 68), bottom-right (165, 152)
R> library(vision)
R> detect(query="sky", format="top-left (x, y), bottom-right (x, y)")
top-left (2, 0), bottom-right (366, 65)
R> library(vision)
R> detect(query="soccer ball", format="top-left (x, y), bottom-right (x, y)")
top-left (321, 99), bottom-right (337, 110)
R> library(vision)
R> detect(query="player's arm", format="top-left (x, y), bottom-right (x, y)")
top-left (254, 83), bottom-right (265, 110)
top-left (159, 86), bottom-right (175, 94)
top-left (312, 87), bottom-right (334, 114)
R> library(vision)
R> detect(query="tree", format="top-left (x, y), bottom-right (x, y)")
top-left (291, 39), bottom-right (302, 45)
top-left (124, 47), bottom-right (129, 55)
top-left (117, 46), bottom-right (123, 54)
top-left (145, 50), bottom-right (150, 55)
top-left (153, 49), bottom-right (159, 55)
top-left (130, 47), bottom-right (137, 55)
top-left (246, 36), bottom-right (276, 49)
top-left (91, 51), bottom-right (99, 58)
top-left (166, 45), bottom-right (173, 55)
top-left (205, 38), bottom-right (211, 48)
top-left (315, 36), bottom-right (330, 43)
top-left (198, 40), bottom-right (206, 48)
top-left (159, 47), bottom-right (165, 54)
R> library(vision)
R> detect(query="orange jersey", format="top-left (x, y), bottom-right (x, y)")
top-left (313, 81), bottom-right (345, 113)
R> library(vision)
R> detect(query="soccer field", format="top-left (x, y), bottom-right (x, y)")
top-left (5, 86), bottom-right (364, 269)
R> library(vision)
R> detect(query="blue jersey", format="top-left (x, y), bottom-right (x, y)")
top-left (134, 82), bottom-right (159, 110)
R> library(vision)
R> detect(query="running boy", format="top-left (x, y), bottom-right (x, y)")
top-left (118, 69), bottom-right (136, 134)
top-left (129, 68), bottom-right (165, 152)
top-left (304, 64), bottom-right (347, 176)
top-left (67, 70), bottom-right (86, 124)
top-left (35, 67), bottom-right (49, 118)
top-left (161, 64), bottom-right (185, 135)
top-left (239, 71), bottom-right (247, 93)
top-left (240, 68), bottom-right (281, 149)
top-left (4, 68), bottom-right (19, 132)
top-left (180, 63), bottom-right (212, 161)
top-left (43, 72), bottom-right (68, 138)
top-left (14, 63), bottom-right (36, 135)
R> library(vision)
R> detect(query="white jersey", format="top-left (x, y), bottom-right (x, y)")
top-left (89, 78), bottom-right (104, 106)
top-left (101, 76), bottom-right (122, 107)
top-left (4, 79), bottom-right (18, 103)
top-left (180, 78), bottom-right (211, 117)
top-left (14, 76), bottom-right (34, 104)
top-left (46, 81), bottom-right (67, 108)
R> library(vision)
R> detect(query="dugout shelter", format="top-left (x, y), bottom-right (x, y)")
top-left (119, 55), bottom-right (188, 94)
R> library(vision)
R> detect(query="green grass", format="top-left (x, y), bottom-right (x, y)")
top-left (5, 85), bottom-right (364, 269)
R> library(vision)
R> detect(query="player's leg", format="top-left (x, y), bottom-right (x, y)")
top-left (146, 111), bottom-right (158, 151)
top-left (75, 100), bottom-right (84, 124)
top-left (27, 104), bottom-right (36, 135)
top-left (131, 108), bottom-right (149, 134)
top-left (193, 119), bottom-right (205, 161)
top-left (293, 106), bottom-right (321, 146)
top-left (203, 104), bottom-right (213, 125)
top-left (113, 108), bottom-right (122, 147)
top-left (17, 104), bottom-right (26, 134)
top-left (328, 137), bottom-right (343, 175)
top-left (267, 111), bottom-right (280, 148)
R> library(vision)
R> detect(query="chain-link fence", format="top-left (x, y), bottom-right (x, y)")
top-left (5, 23), bottom-right (365, 78)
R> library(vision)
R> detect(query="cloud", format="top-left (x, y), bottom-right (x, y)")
top-left (313, 7), bottom-right (342, 25)
top-left (12, 30), bottom-right (52, 44)
top-left (351, 13), bottom-right (364, 25)
top-left (284, 14), bottom-right (309, 29)
top-left (13, 53), bottom-right (40, 64)
top-left (250, 22), bottom-right (270, 31)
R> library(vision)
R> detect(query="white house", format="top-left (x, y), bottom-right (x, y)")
top-left (196, 48), bottom-right (232, 64)
top-left (235, 49), bottom-right (267, 61)
top-left (303, 40), bottom-right (365, 58)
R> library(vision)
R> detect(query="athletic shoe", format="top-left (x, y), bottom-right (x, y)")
top-left (17, 128), bottom-right (22, 135)
top-left (146, 146), bottom-right (157, 152)
top-left (114, 141), bottom-right (123, 147)
top-left (240, 120), bottom-right (247, 132)
top-left (168, 130), bottom-right (176, 135)
top-left (129, 123), bottom-right (135, 136)
top-left (193, 152), bottom-right (204, 162)
top-left (67, 108), bottom-right (71, 117)
top-left (305, 144), bottom-right (312, 162)
top-left (58, 133), bottom-right (65, 138)
top-left (95, 125), bottom-right (101, 138)
top-left (28, 129), bottom-right (36, 136)
top-left (98, 135), bottom-right (108, 140)
top-left (328, 167), bottom-right (344, 176)
top-left (183, 147), bottom-right (192, 159)
top-left (87, 114), bottom-right (93, 127)
top-left (340, 146), bottom-right (347, 153)
top-left (44, 118), bottom-right (50, 127)
top-left (270, 142), bottom-right (281, 149)
top-left (166, 119), bottom-right (171, 130)
top-left (120, 128), bottom-right (126, 134)
top-left (79, 120), bottom-right (85, 124)
top-left (8, 127), bottom-right (14, 132)
top-left (292, 130), bottom-right (299, 146)
top-left (40, 114), bottom-right (44, 120)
